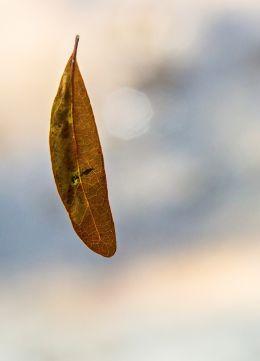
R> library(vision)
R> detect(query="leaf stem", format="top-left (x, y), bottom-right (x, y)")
top-left (72, 35), bottom-right (80, 62)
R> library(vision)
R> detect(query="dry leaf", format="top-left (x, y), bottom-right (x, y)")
top-left (49, 35), bottom-right (116, 257)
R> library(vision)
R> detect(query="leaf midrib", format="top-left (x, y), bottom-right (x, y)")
top-left (70, 59), bottom-right (101, 241)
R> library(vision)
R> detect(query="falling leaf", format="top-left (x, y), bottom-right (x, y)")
top-left (49, 35), bottom-right (116, 257)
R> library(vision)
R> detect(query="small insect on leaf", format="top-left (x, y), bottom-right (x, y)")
top-left (49, 35), bottom-right (116, 257)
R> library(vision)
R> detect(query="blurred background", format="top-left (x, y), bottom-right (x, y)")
top-left (0, 0), bottom-right (260, 359)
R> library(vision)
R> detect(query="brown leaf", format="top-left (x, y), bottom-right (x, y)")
top-left (49, 35), bottom-right (116, 257)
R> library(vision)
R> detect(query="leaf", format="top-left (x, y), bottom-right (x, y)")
top-left (49, 35), bottom-right (116, 257)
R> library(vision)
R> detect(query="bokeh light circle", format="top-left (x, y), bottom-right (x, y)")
top-left (102, 87), bottom-right (153, 140)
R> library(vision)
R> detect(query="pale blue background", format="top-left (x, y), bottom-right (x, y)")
top-left (0, 0), bottom-right (260, 359)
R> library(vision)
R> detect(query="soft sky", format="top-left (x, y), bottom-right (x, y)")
top-left (0, 0), bottom-right (260, 360)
